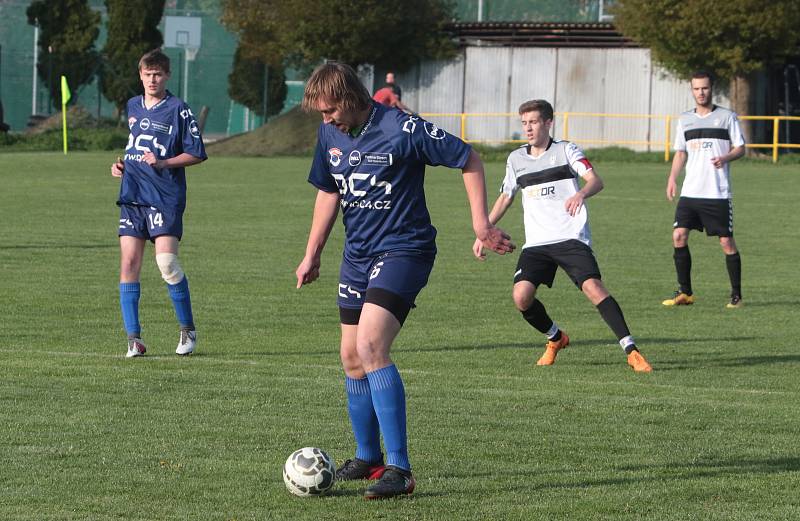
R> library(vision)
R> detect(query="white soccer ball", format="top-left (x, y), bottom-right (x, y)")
top-left (282, 447), bottom-right (336, 497)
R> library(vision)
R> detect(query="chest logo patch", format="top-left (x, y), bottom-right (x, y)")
top-left (329, 147), bottom-right (342, 167)
top-left (128, 117), bottom-right (137, 129)
top-left (139, 118), bottom-right (151, 131)
top-left (349, 150), bottom-right (362, 166)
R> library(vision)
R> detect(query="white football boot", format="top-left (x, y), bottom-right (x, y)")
top-left (176, 329), bottom-right (197, 355)
top-left (126, 337), bottom-right (147, 358)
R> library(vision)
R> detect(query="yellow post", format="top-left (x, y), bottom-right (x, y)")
top-left (773, 117), bottom-right (780, 163)
top-left (461, 113), bottom-right (467, 141)
top-left (562, 113), bottom-right (569, 141)
top-left (60, 75), bottom-right (71, 155)
top-left (664, 115), bottom-right (671, 162)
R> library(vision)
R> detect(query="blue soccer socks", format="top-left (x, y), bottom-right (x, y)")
top-left (167, 276), bottom-right (194, 330)
top-left (345, 376), bottom-right (382, 464)
top-left (119, 282), bottom-right (141, 338)
top-left (367, 364), bottom-right (410, 471)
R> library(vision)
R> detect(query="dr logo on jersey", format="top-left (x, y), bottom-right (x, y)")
top-left (329, 147), bottom-right (342, 167)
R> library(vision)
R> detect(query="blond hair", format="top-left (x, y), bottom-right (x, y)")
top-left (302, 62), bottom-right (372, 113)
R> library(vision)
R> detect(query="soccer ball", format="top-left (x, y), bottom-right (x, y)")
top-left (282, 447), bottom-right (336, 497)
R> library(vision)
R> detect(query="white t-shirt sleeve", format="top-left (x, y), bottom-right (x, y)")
top-left (565, 141), bottom-right (593, 177)
top-left (500, 157), bottom-right (518, 198)
top-left (673, 120), bottom-right (686, 152)
top-left (729, 113), bottom-right (746, 147)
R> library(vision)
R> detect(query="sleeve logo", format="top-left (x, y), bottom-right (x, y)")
top-left (423, 121), bottom-right (446, 140)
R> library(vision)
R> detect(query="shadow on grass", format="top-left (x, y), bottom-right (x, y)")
top-left (444, 455), bottom-right (800, 493)
top-left (0, 243), bottom-right (114, 250)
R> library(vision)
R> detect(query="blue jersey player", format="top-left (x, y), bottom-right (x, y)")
top-left (110, 49), bottom-right (207, 358)
top-left (295, 62), bottom-right (515, 499)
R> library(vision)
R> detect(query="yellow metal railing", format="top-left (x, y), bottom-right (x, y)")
top-left (419, 112), bottom-right (800, 163)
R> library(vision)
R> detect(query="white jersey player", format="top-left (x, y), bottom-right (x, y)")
top-left (473, 99), bottom-right (652, 373)
top-left (664, 71), bottom-right (746, 308)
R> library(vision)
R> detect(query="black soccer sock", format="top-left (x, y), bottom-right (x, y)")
top-left (596, 296), bottom-right (631, 341)
top-left (521, 299), bottom-right (555, 335)
top-left (674, 246), bottom-right (692, 295)
top-left (725, 252), bottom-right (742, 298)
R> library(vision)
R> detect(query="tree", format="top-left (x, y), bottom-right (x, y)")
top-left (26, 0), bottom-right (100, 110)
top-left (228, 45), bottom-right (287, 118)
top-left (614, 0), bottom-right (800, 138)
top-left (101, 0), bottom-right (165, 115)
top-left (221, 0), bottom-right (457, 72)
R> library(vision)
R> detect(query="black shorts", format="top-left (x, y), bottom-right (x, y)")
top-left (674, 197), bottom-right (733, 237)
top-left (514, 240), bottom-right (601, 289)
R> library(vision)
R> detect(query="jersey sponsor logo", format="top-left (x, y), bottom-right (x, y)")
top-left (338, 283), bottom-right (362, 299)
top-left (329, 147), bottom-right (342, 167)
top-left (128, 117), bottom-right (137, 129)
top-left (363, 152), bottom-right (393, 166)
top-left (125, 133), bottom-right (167, 159)
top-left (423, 121), bottom-right (446, 140)
top-left (139, 118), bottom-right (151, 131)
top-left (349, 150), bottom-right (362, 166)
top-left (189, 120), bottom-right (200, 139)
top-left (150, 120), bottom-right (173, 135)
top-left (524, 185), bottom-right (556, 200)
top-left (332, 171), bottom-right (393, 211)
top-left (179, 108), bottom-right (195, 120)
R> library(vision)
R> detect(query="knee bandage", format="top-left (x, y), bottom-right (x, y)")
top-left (156, 253), bottom-right (185, 285)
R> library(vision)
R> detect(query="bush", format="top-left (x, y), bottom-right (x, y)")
top-left (0, 127), bottom-right (128, 152)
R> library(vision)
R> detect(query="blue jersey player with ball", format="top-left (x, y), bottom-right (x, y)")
top-left (110, 49), bottom-right (207, 358)
top-left (295, 62), bottom-right (515, 499)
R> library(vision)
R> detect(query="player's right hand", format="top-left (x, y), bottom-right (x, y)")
top-left (666, 178), bottom-right (677, 201)
top-left (472, 237), bottom-right (487, 260)
top-left (295, 257), bottom-right (321, 288)
top-left (479, 225), bottom-right (515, 255)
top-left (111, 156), bottom-right (124, 178)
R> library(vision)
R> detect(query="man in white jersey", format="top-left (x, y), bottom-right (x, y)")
top-left (663, 71), bottom-right (745, 308)
top-left (473, 99), bottom-right (652, 372)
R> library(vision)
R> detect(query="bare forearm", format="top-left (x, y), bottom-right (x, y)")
top-left (157, 153), bottom-right (205, 169)
top-left (304, 190), bottom-right (340, 258)
top-left (488, 194), bottom-right (513, 225)
top-left (461, 150), bottom-right (492, 235)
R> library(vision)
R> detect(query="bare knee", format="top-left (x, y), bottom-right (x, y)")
top-left (672, 228), bottom-right (689, 247)
top-left (581, 278), bottom-right (610, 305)
top-left (720, 236), bottom-right (738, 255)
top-left (513, 282), bottom-right (537, 311)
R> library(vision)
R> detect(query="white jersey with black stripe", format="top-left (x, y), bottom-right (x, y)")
top-left (674, 106), bottom-right (745, 199)
top-left (502, 139), bottom-right (594, 249)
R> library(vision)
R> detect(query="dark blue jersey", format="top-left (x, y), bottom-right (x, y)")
top-left (308, 102), bottom-right (471, 257)
top-left (117, 91), bottom-right (207, 213)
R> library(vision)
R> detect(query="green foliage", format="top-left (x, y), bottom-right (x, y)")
top-left (613, 0), bottom-right (800, 83)
top-left (0, 128), bottom-right (128, 151)
top-left (26, 0), bottom-right (101, 110)
top-left (221, 0), bottom-right (458, 71)
top-left (2, 154), bottom-right (800, 519)
top-left (227, 45), bottom-right (287, 118)
top-left (101, 0), bottom-right (166, 114)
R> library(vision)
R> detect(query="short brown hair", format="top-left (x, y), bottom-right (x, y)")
top-left (691, 70), bottom-right (714, 87)
top-left (518, 99), bottom-right (554, 121)
top-left (138, 49), bottom-right (170, 73)
top-left (302, 62), bottom-right (372, 114)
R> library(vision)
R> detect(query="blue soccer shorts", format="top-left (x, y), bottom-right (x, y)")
top-left (118, 204), bottom-right (183, 241)
top-left (337, 250), bottom-right (435, 324)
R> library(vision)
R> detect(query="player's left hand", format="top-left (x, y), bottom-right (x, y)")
top-left (564, 193), bottom-right (585, 216)
top-left (143, 151), bottom-right (163, 169)
top-left (478, 225), bottom-right (515, 255)
top-left (710, 156), bottom-right (726, 169)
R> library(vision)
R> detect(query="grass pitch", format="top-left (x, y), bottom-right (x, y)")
top-left (1, 152), bottom-right (799, 520)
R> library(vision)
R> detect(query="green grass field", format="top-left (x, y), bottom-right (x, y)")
top-left (1, 152), bottom-right (799, 520)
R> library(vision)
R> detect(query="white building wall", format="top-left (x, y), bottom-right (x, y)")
top-left (406, 46), bottom-right (731, 151)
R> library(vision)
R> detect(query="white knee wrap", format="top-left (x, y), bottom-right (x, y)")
top-left (156, 253), bottom-right (185, 285)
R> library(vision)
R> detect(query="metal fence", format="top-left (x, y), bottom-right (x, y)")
top-left (420, 112), bottom-right (800, 162)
